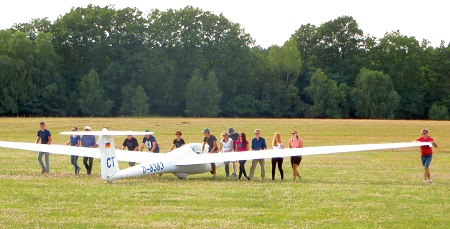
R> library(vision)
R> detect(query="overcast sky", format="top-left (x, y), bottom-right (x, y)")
top-left (1, 0), bottom-right (449, 48)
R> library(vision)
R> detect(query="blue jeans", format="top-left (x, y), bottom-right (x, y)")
top-left (421, 155), bottom-right (432, 168)
top-left (38, 151), bottom-right (49, 172)
top-left (71, 155), bottom-right (80, 174)
top-left (224, 161), bottom-right (230, 176)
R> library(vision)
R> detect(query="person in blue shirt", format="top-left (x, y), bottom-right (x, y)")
top-left (66, 127), bottom-right (81, 174)
top-left (249, 129), bottom-right (267, 180)
top-left (35, 122), bottom-right (52, 174)
top-left (81, 126), bottom-right (97, 175)
top-left (140, 130), bottom-right (160, 153)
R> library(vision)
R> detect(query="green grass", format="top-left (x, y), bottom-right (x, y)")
top-left (0, 117), bottom-right (449, 228)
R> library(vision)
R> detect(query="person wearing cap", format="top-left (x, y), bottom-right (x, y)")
top-left (288, 130), bottom-right (303, 181)
top-left (140, 130), bottom-right (160, 153)
top-left (169, 130), bottom-right (185, 151)
top-left (249, 129), bottom-right (267, 181)
top-left (414, 129), bottom-right (438, 184)
top-left (66, 127), bottom-right (81, 174)
top-left (122, 132), bottom-right (139, 167)
top-left (227, 127), bottom-right (239, 177)
top-left (35, 122), bottom-right (52, 174)
top-left (201, 128), bottom-right (218, 179)
top-left (81, 126), bottom-right (97, 175)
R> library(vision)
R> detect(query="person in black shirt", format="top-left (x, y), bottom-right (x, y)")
top-left (122, 133), bottom-right (139, 167)
top-left (169, 130), bottom-right (185, 151)
top-left (201, 128), bottom-right (218, 179)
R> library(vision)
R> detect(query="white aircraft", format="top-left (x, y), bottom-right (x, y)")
top-left (0, 128), bottom-right (431, 182)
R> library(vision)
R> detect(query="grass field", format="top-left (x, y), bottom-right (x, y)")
top-left (0, 117), bottom-right (449, 228)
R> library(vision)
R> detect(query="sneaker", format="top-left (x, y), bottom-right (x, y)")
top-left (41, 170), bottom-right (46, 174)
top-left (231, 173), bottom-right (237, 177)
top-left (76, 167), bottom-right (81, 174)
top-left (429, 179), bottom-right (433, 184)
top-left (423, 180), bottom-right (427, 184)
top-left (213, 175), bottom-right (218, 180)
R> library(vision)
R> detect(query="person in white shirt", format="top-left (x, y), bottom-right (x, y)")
top-left (220, 132), bottom-right (234, 179)
top-left (271, 132), bottom-right (284, 180)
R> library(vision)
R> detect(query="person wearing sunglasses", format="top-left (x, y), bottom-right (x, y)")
top-left (414, 129), bottom-right (438, 184)
top-left (249, 129), bottom-right (267, 181)
top-left (66, 127), bottom-right (81, 174)
top-left (271, 132), bottom-right (284, 180)
top-left (288, 130), bottom-right (303, 181)
top-left (169, 130), bottom-right (185, 152)
top-left (219, 132), bottom-right (234, 179)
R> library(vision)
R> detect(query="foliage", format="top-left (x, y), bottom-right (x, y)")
top-left (119, 84), bottom-right (149, 116)
top-left (185, 69), bottom-right (222, 117)
top-left (428, 103), bottom-right (449, 120)
top-left (371, 31), bottom-right (425, 119)
top-left (306, 69), bottom-right (347, 118)
top-left (0, 6), bottom-right (449, 119)
top-left (77, 69), bottom-right (113, 116)
top-left (352, 68), bottom-right (400, 119)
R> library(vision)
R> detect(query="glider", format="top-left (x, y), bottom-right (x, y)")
top-left (0, 128), bottom-right (431, 182)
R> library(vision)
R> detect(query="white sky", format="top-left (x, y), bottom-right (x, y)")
top-left (1, 0), bottom-right (449, 48)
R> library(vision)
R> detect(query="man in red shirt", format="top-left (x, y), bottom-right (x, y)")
top-left (415, 129), bottom-right (438, 184)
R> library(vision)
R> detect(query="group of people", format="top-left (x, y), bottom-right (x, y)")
top-left (201, 127), bottom-right (305, 181)
top-left (36, 122), bottom-right (184, 175)
top-left (35, 122), bottom-right (438, 184)
top-left (36, 123), bottom-right (96, 174)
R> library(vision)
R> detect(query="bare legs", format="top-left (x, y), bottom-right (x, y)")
top-left (424, 167), bottom-right (431, 183)
top-left (211, 163), bottom-right (217, 179)
top-left (292, 164), bottom-right (300, 181)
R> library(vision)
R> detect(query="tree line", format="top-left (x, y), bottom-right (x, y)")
top-left (0, 5), bottom-right (449, 119)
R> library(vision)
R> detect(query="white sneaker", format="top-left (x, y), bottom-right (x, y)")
top-left (429, 179), bottom-right (433, 184)
top-left (423, 180), bottom-right (427, 184)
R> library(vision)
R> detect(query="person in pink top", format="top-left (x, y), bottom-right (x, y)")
top-left (235, 132), bottom-right (250, 180)
top-left (414, 129), bottom-right (438, 184)
top-left (288, 130), bottom-right (303, 181)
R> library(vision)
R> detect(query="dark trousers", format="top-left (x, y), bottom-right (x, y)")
top-left (238, 160), bottom-right (248, 179)
top-left (271, 158), bottom-right (284, 180)
top-left (83, 157), bottom-right (93, 174)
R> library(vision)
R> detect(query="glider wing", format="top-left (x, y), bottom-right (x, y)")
top-left (174, 142), bottom-right (431, 166)
top-left (0, 141), bottom-right (162, 164)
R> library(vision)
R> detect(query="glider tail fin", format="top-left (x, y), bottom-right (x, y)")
top-left (98, 134), bottom-right (120, 182)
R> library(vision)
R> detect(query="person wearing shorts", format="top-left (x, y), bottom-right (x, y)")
top-left (415, 129), bottom-right (437, 184)
top-left (288, 130), bottom-right (303, 181)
